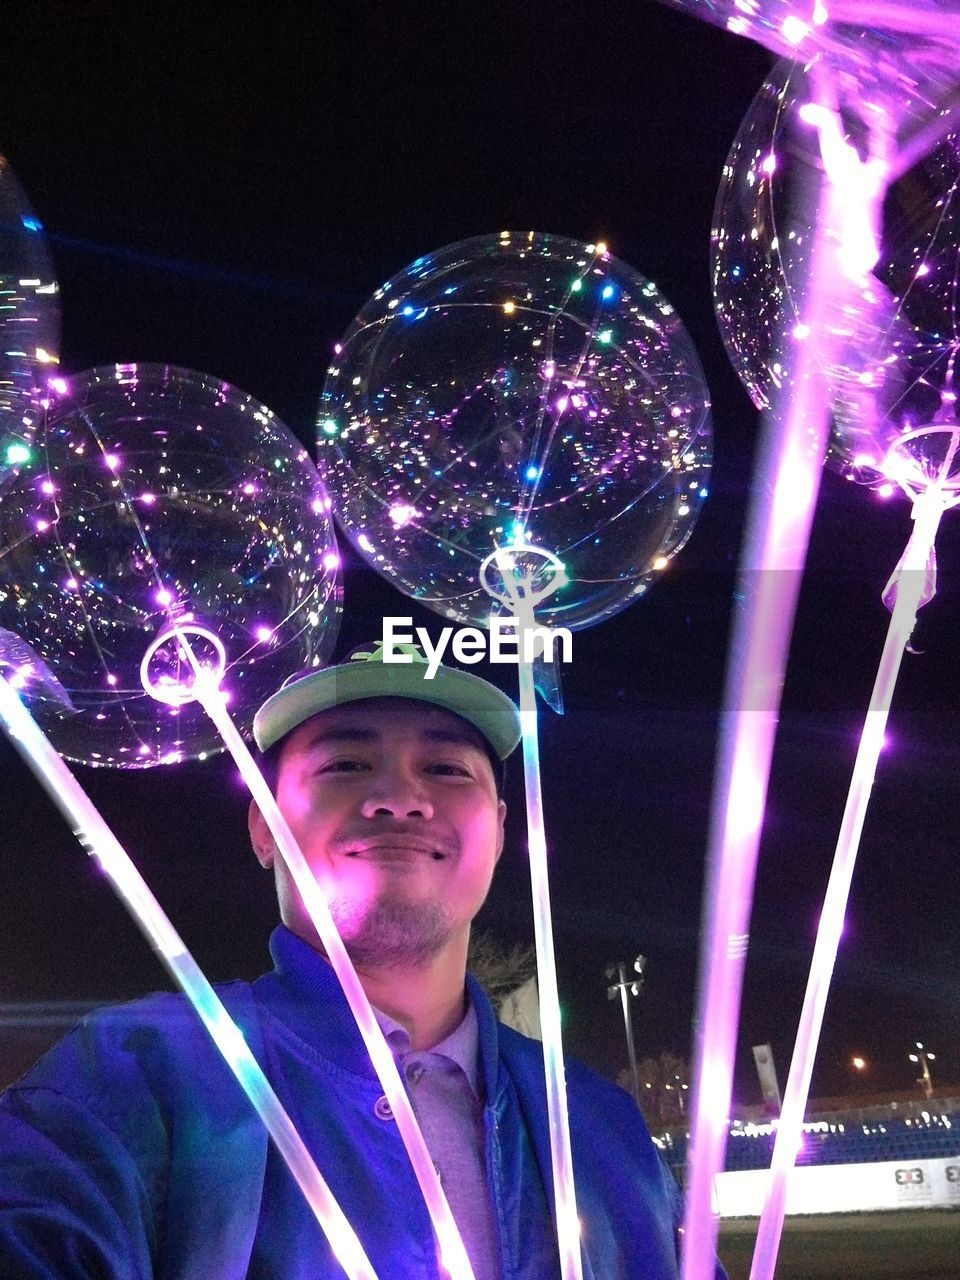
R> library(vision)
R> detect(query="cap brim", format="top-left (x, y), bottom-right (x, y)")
top-left (253, 660), bottom-right (522, 759)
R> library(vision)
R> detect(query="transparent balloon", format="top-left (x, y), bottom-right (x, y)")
top-left (0, 155), bottom-right (60, 490)
top-left (318, 232), bottom-right (712, 630)
top-left (713, 53), bottom-right (960, 493)
top-left (0, 364), bottom-right (341, 767)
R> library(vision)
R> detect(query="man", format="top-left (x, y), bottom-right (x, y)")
top-left (0, 642), bottom-right (700, 1278)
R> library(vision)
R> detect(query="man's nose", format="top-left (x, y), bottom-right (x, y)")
top-left (359, 767), bottom-right (434, 820)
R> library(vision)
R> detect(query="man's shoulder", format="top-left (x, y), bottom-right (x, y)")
top-left (73, 979), bottom-right (257, 1045)
top-left (495, 1021), bottom-right (647, 1122)
top-left (492, 1020), bottom-right (676, 1230)
top-left (7, 979), bottom-right (259, 1102)
top-left (495, 1019), bottom-right (617, 1090)
top-left (0, 980), bottom-right (272, 1233)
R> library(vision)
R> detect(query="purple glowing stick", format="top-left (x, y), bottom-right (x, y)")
top-left (146, 627), bottom-right (477, 1280)
top-left (749, 468), bottom-right (957, 1280)
top-left (680, 88), bottom-right (888, 1280)
top-left (480, 545), bottom-right (584, 1280)
top-left (0, 674), bottom-right (379, 1280)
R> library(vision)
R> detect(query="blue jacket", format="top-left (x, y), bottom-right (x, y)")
top-left (0, 928), bottom-right (694, 1278)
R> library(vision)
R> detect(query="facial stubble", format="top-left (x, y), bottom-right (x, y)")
top-left (325, 890), bottom-right (454, 969)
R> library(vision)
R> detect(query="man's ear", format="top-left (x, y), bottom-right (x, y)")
top-left (494, 799), bottom-right (507, 865)
top-left (248, 799), bottom-right (276, 869)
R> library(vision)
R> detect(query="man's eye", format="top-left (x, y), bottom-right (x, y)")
top-left (319, 759), bottom-right (367, 773)
top-left (426, 762), bottom-right (471, 777)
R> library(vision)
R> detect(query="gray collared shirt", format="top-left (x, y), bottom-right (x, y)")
top-left (374, 1002), bottom-right (500, 1280)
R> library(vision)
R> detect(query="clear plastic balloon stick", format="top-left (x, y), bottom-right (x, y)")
top-left (749, 479), bottom-right (953, 1280)
top-left (681, 87), bottom-right (884, 1280)
top-left (151, 634), bottom-right (476, 1280)
top-left (516, 655), bottom-right (583, 1280)
top-left (680, 338), bottom-right (829, 1280)
top-left (0, 675), bottom-right (378, 1280)
top-left (480, 545), bottom-right (583, 1280)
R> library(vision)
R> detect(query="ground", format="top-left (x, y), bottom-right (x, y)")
top-left (718, 1210), bottom-right (960, 1279)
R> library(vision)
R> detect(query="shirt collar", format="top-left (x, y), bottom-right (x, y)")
top-left (259, 925), bottom-right (485, 1094)
top-left (374, 1002), bottom-right (481, 1096)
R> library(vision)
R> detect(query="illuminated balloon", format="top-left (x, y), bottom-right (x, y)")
top-left (318, 232), bottom-right (712, 630)
top-left (713, 57), bottom-right (960, 492)
top-left (0, 364), bottom-right (340, 767)
top-left (659, 0), bottom-right (960, 65)
top-left (0, 155), bottom-right (60, 488)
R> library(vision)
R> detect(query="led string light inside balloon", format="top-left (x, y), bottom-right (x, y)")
top-left (1, 364), bottom-right (342, 770)
top-left (479, 541), bottom-right (583, 1280)
top-left (502, 240), bottom-right (710, 622)
top-left (681, 69), bottom-right (894, 1280)
top-left (514, 242), bottom-right (611, 526)
top-left (369, 242), bottom-right (612, 569)
top-left (31, 377), bottom-right (186, 755)
top-left (749, 415), bottom-right (960, 1280)
top-left (142, 625), bottom-right (478, 1280)
top-left (0, 674), bottom-right (379, 1280)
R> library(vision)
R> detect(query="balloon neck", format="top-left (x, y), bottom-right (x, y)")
top-left (884, 422), bottom-right (960, 508)
top-left (478, 541), bottom-right (567, 615)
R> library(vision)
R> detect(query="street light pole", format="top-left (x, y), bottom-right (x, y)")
top-left (908, 1041), bottom-right (936, 1100)
top-left (606, 956), bottom-right (646, 1104)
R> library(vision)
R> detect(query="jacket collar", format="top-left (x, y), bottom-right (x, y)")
top-left (255, 925), bottom-right (501, 1098)
top-left (466, 969), bottom-right (504, 1106)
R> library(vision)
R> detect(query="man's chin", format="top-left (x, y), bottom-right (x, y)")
top-left (326, 896), bottom-right (453, 969)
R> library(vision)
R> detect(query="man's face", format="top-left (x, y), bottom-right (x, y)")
top-left (249, 697), bottom-right (506, 968)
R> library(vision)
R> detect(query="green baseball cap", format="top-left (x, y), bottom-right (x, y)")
top-left (253, 640), bottom-right (522, 759)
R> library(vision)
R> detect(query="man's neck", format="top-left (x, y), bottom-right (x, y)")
top-left (356, 941), bottom-right (470, 1051)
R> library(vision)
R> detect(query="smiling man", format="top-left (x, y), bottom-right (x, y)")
top-left (0, 641), bottom-right (716, 1279)
top-left (251, 695), bottom-right (506, 1047)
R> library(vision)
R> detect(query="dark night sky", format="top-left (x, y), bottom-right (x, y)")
top-left (1, 0), bottom-right (958, 1106)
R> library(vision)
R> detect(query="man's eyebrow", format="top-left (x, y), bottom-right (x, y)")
top-left (300, 727), bottom-right (379, 749)
top-left (421, 728), bottom-right (485, 750)
top-left (298, 724), bottom-right (485, 751)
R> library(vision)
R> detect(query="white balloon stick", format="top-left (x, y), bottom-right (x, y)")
top-left (516, 657), bottom-right (584, 1280)
top-left (481, 545), bottom-right (584, 1280)
top-left (750, 477), bottom-right (955, 1280)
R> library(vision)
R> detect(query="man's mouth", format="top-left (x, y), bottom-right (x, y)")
top-left (342, 836), bottom-right (448, 862)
